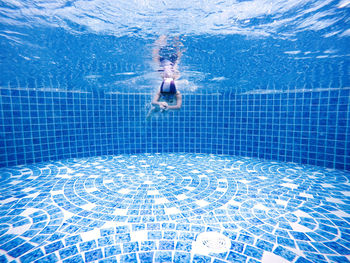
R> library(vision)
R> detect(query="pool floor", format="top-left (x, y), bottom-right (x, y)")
top-left (0, 153), bottom-right (349, 263)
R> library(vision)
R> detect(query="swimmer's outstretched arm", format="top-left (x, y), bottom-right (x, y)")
top-left (166, 92), bottom-right (182, 110)
top-left (151, 92), bottom-right (182, 110)
top-left (151, 92), bottom-right (162, 106)
top-left (151, 92), bottom-right (168, 110)
top-left (146, 92), bottom-right (164, 119)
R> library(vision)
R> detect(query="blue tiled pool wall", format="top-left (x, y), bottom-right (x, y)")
top-left (0, 87), bottom-right (349, 170)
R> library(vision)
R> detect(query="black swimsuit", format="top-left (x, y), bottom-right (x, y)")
top-left (160, 79), bottom-right (176, 94)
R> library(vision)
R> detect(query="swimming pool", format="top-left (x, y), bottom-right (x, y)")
top-left (1, 0), bottom-right (350, 262)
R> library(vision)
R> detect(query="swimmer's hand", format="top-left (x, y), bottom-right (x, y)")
top-left (159, 102), bottom-right (168, 111)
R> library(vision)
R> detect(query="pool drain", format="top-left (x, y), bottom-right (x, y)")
top-left (193, 232), bottom-right (231, 254)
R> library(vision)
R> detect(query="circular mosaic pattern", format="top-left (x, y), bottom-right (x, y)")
top-left (0, 153), bottom-right (349, 263)
top-left (50, 154), bottom-right (238, 224)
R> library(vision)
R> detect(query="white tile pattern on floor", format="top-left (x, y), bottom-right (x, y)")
top-left (0, 153), bottom-right (349, 263)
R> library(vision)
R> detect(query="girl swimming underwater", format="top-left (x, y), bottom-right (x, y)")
top-left (147, 36), bottom-right (183, 119)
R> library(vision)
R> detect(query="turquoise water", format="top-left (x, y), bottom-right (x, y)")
top-left (0, 0), bottom-right (349, 93)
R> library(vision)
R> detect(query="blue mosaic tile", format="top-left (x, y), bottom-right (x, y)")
top-left (277, 236), bottom-right (296, 248)
top-left (174, 252), bottom-right (191, 262)
top-left (64, 235), bottom-right (83, 246)
top-left (115, 226), bottom-right (130, 234)
top-left (123, 242), bottom-right (139, 253)
top-left (84, 248), bottom-right (103, 262)
top-left (303, 252), bottom-right (327, 262)
top-left (104, 245), bottom-right (122, 257)
top-left (115, 233), bottom-right (131, 243)
top-left (255, 239), bottom-right (274, 252)
top-left (191, 225), bottom-right (206, 232)
top-left (159, 240), bottom-right (174, 250)
top-left (148, 231), bottom-right (162, 240)
top-left (315, 229), bottom-right (336, 240)
top-left (327, 255), bottom-right (350, 263)
top-left (138, 252), bottom-right (154, 262)
top-left (297, 241), bottom-right (317, 252)
top-left (59, 245), bottom-right (79, 260)
top-left (48, 232), bottom-right (66, 242)
top-left (206, 226), bottom-right (221, 233)
top-left (140, 241), bottom-right (157, 251)
top-left (247, 226), bottom-right (265, 236)
top-left (209, 250), bottom-right (228, 260)
top-left (273, 246), bottom-right (297, 262)
top-left (226, 251), bottom-right (248, 263)
top-left (295, 257), bottom-right (313, 263)
top-left (223, 230), bottom-right (238, 240)
top-left (132, 224), bottom-right (146, 231)
top-left (323, 241), bottom-right (350, 255)
top-left (274, 229), bottom-right (290, 238)
top-left (237, 234), bottom-right (255, 245)
top-left (21, 229), bottom-right (39, 238)
top-left (98, 257), bottom-right (118, 263)
top-left (243, 245), bottom-right (264, 260)
top-left (154, 251), bottom-right (173, 262)
top-left (120, 253), bottom-right (138, 263)
top-left (98, 236), bottom-right (114, 247)
top-left (40, 225), bottom-right (60, 235)
top-left (175, 241), bottom-right (192, 252)
top-left (319, 224), bottom-right (338, 235)
top-left (179, 232), bottom-right (196, 241)
top-left (305, 232), bottom-right (326, 242)
top-left (147, 223), bottom-right (160, 230)
top-left (176, 223), bottom-right (190, 231)
top-left (44, 241), bottom-right (64, 254)
top-left (163, 231), bottom-right (177, 239)
top-left (62, 254), bottom-right (84, 263)
top-left (338, 239), bottom-right (350, 251)
top-left (34, 253), bottom-right (59, 263)
top-left (100, 228), bottom-right (115, 237)
top-left (20, 248), bottom-right (45, 263)
top-left (230, 241), bottom-right (245, 253)
top-left (79, 240), bottom-right (97, 252)
top-left (193, 254), bottom-right (212, 262)
top-left (8, 242), bottom-right (34, 258)
top-left (213, 259), bottom-right (229, 263)
top-left (311, 242), bottom-right (336, 254)
top-left (0, 237), bottom-right (25, 251)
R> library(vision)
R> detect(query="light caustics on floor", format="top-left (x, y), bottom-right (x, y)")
top-left (0, 153), bottom-right (349, 263)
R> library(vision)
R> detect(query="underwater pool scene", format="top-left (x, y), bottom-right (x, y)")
top-left (0, 0), bottom-right (350, 262)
